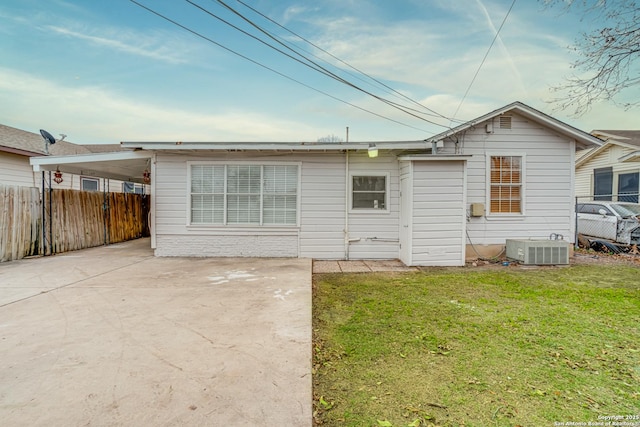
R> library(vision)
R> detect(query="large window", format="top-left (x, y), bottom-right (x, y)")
top-left (351, 174), bottom-right (388, 210)
top-left (190, 164), bottom-right (298, 226)
top-left (489, 156), bottom-right (522, 214)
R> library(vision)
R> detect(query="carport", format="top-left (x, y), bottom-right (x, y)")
top-left (0, 238), bottom-right (312, 425)
top-left (30, 150), bottom-right (154, 254)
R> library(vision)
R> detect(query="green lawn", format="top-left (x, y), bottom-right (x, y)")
top-left (313, 265), bottom-right (640, 427)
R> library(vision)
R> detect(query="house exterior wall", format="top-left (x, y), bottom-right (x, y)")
top-left (409, 160), bottom-right (466, 266)
top-left (346, 152), bottom-right (401, 259)
top-left (575, 145), bottom-right (639, 199)
top-left (0, 152), bottom-right (37, 186)
top-left (152, 151), bottom-right (402, 259)
top-left (0, 152), bottom-right (141, 194)
top-left (444, 112), bottom-right (577, 247)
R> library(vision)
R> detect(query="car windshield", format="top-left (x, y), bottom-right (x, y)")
top-left (610, 204), bottom-right (640, 217)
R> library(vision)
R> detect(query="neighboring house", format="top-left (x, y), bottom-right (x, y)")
top-left (0, 123), bottom-right (147, 193)
top-left (29, 102), bottom-right (601, 265)
top-left (575, 130), bottom-right (640, 203)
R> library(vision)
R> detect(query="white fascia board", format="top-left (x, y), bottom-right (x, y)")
top-left (120, 141), bottom-right (430, 151)
top-left (619, 150), bottom-right (640, 163)
top-left (397, 154), bottom-right (472, 161)
top-left (29, 150), bottom-right (152, 171)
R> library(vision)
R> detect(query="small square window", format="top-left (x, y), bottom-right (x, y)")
top-left (81, 177), bottom-right (99, 192)
top-left (352, 175), bottom-right (387, 210)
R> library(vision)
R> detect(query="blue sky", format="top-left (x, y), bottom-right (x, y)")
top-left (0, 0), bottom-right (637, 144)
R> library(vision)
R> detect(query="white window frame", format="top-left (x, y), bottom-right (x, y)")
top-left (348, 172), bottom-right (390, 213)
top-left (81, 177), bottom-right (100, 192)
top-left (187, 162), bottom-right (301, 227)
top-left (485, 153), bottom-right (526, 218)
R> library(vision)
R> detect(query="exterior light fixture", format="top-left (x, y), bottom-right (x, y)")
top-left (368, 143), bottom-right (378, 158)
top-left (143, 169), bottom-right (151, 184)
top-left (53, 169), bottom-right (63, 184)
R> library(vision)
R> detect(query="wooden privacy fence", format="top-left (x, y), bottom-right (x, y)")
top-left (0, 184), bottom-right (149, 262)
top-left (0, 185), bottom-right (41, 262)
top-left (46, 189), bottom-right (149, 254)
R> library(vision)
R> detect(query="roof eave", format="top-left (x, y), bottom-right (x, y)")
top-left (425, 101), bottom-right (603, 149)
top-left (120, 141), bottom-right (430, 151)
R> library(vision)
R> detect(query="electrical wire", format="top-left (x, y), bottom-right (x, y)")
top-left (232, 0), bottom-right (457, 123)
top-left (187, 0), bottom-right (451, 128)
top-left (451, 0), bottom-right (517, 124)
top-left (129, 0), bottom-right (432, 133)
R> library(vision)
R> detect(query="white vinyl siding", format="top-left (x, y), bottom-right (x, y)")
top-left (405, 160), bottom-right (466, 266)
top-left (575, 144), bottom-right (640, 202)
top-left (455, 113), bottom-right (577, 244)
top-left (0, 152), bottom-right (37, 187)
top-left (154, 152), bottom-right (398, 259)
top-left (189, 164), bottom-right (298, 226)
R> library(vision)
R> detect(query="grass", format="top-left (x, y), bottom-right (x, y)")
top-left (313, 265), bottom-right (640, 427)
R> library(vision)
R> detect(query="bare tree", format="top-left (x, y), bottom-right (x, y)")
top-left (317, 134), bottom-right (344, 143)
top-left (545, 0), bottom-right (640, 116)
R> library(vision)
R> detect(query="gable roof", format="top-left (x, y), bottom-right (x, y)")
top-left (424, 101), bottom-right (603, 150)
top-left (590, 130), bottom-right (640, 148)
top-left (576, 129), bottom-right (640, 167)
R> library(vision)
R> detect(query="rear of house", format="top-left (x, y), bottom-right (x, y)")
top-left (127, 102), bottom-right (600, 266)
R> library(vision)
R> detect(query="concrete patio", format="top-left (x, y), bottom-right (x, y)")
top-left (0, 238), bottom-right (311, 426)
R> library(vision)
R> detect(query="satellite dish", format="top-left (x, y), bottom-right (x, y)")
top-left (40, 129), bottom-right (56, 145)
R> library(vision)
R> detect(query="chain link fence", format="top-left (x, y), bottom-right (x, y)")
top-left (575, 194), bottom-right (640, 250)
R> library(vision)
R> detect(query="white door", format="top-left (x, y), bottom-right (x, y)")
top-left (399, 176), bottom-right (412, 264)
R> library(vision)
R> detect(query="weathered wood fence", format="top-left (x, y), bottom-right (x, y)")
top-left (0, 185), bottom-right (41, 262)
top-left (0, 184), bottom-right (149, 262)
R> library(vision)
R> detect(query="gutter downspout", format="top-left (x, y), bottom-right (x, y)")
top-left (344, 150), bottom-right (350, 260)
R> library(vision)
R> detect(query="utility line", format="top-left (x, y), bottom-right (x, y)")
top-left (129, 0), bottom-right (432, 133)
top-left (188, 0), bottom-right (449, 128)
top-left (451, 0), bottom-right (517, 124)
top-left (232, 0), bottom-right (457, 123)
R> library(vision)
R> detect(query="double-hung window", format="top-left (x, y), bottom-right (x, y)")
top-left (351, 174), bottom-right (388, 211)
top-left (190, 164), bottom-right (298, 226)
top-left (489, 156), bottom-right (522, 214)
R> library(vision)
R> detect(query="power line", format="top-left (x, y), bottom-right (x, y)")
top-left (128, 0), bottom-right (433, 133)
top-left (187, 0), bottom-right (450, 128)
top-left (451, 0), bottom-right (517, 124)
top-left (232, 0), bottom-right (456, 123)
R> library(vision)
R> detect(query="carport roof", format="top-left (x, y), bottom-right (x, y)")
top-left (30, 150), bottom-right (152, 184)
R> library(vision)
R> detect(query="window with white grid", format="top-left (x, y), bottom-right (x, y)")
top-left (191, 165), bottom-right (225, 224)
top-left (189, 164), bottom-right (298, 226)
top-left (489, 156), bottom-right (522, 214)
top-left (263, 165), bottom-right (298, 225)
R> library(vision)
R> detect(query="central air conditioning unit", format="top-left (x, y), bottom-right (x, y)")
top-left (505, 239), bottom-right (570, 265)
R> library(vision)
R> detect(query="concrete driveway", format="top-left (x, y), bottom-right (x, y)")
top-left (0, 238), bottom-right (311, 426)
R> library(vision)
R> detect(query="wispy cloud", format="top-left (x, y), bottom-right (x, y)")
top-left (0, 67), bottom-right (320, 143)
top-left (45, 25), bottom-right (191, 64)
